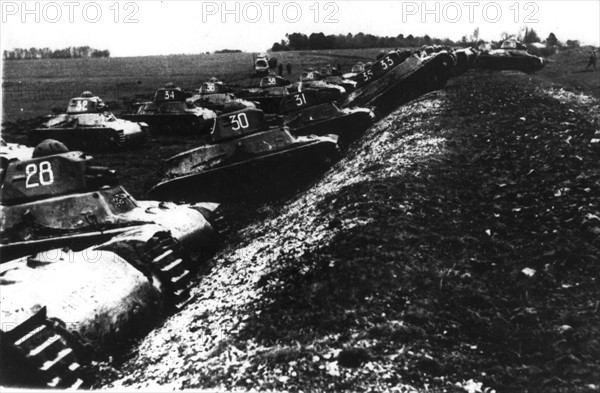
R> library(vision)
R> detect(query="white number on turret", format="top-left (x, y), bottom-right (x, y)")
top-left (295, 93), bottom-right (307, 107)
top-left (25, 161), bottom-right (55, 188)
top-left (229, 112), bottom-right (249, 130)
top-left (74, 100), bottom-right (89, 112)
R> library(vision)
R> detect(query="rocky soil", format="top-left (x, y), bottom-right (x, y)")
top-left (91, 68), bottom-right (599, 392)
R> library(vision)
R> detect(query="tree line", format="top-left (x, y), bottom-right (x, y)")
top-left (3, 46), bottom-right (110, 60)
top-left (271, 29), bottom-right (579, 52)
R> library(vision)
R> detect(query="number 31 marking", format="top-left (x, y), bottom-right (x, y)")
top-left (25, 161), bottom-right (54, 188)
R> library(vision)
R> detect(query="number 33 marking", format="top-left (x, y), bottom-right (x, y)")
top-left (25, 161), bottom-right (54, 188)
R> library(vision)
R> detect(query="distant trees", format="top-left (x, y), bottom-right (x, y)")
top-left (3, 46), bottom-right (110, 60)
top-left (520, 27), bottom-right (541, 43)
top-left (269, 29), bottom-right (585, 54)
top-left (271, 32), bottom-right (457, 51)
top-left (545, 33), bottom-right (558, 47)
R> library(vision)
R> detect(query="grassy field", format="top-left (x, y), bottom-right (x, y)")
top-left (1, 48), bottom-right (387, 124)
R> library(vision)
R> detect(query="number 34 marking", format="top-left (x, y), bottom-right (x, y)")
top-left (25, 161), bottom-right (54, 188)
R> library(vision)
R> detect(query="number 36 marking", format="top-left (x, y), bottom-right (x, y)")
top-left (25, 161), bottom-right (54, 188)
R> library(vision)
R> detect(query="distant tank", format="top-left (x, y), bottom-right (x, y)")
top-left (235, 75), bottom-right (292, 113)
top-left (343, 62), bottom-right (366, 79)
top-left (30, 92), bottom-right (149, 151)
top-left (293, 70), bottom-right (349, 96)
top-left (120, 84), bottom-right (217, 135)
top-left (190, 79), bottom-right (256, 114)
top-left (320, 68), bottom-right (358, 93)
top-left (341, 50), bottom-right (455, 114)
top-left (0, 145), bottom-right (225, 388)
top-left (475, 39), bottom-right (545, 73)
top-left (283, 103), bottom-right (375, 146)
top-left (149, 108), bottom-right (339, 202)
top-left (452, 47), bottom-right (478, 75)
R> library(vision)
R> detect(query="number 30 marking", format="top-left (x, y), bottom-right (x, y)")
top-left (25, 161), bottom-right (54, 188)
top-left (229, 112), bottom-right (249, 130)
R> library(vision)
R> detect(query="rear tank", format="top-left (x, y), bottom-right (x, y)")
top-left (120, 85), bottom-right (217, 135)
top-left (30, 92), bottom-right (149, 151)
top-left (475, 49), bottom-right (545, 73)
top-left (0, 144), bottom-right (225, 388)
top-left (149, 108), bottom-right (340, 202)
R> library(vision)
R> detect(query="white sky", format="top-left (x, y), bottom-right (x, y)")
top-left (0, 0), bottom-right (599, 57)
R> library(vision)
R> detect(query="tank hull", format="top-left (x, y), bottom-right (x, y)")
top-left (119, 113), bottom-right (214, 135)
top-left (29, 126), bottom-right (145, 151)
top-left (341, 52), bottom-right (454, 112)
top-left (475, 52), bottom-right (545, 73)
top-left (285, 104), bottom-right (375, 146)
top-left (149, 139), bottom-right (339, 202)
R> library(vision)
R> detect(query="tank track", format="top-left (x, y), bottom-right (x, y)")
top-left (2, 307), bottom-right (87, 389)
top-left (210, 206), bottom-right (231, 239)
top-left (143, 232), bottom-right (193, 310)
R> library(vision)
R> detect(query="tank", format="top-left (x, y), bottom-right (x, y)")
top-left (283, 102), bottom-right (375, 146)
top-left (0, 147), bottom-right (225, 388)
top-left (342, 62), bottom-right (366, 79)
top-left (0, 149), bottom-right (223, 262)
top-left (293, 70), bottom-right (349, 96)
top-left (190, 80), bottom-right (256, 114)
top-left (320, 68), bottom-right (357, 93)
top-left (453, 47), bottom-right (478, 75)
top-left (341, 51), bottom-right (455, 113)
top-left (235, 75), bottom-right (292, 113)
top-left (120, 85), bottom-right (217, 135)
top-left (30, 92), bottom-right (149, 151)
top-left (351, 50), bottom-right (414, 89)
top-left (475, 48), bottom-right (545, 73)
top-left (148, 108), bottom-right (340, 202)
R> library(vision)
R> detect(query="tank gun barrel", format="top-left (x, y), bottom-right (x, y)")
top-left (85, 166), bottom-right (119, 188)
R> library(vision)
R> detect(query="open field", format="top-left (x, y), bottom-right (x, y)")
top-left (1, 48), bottom-right (387, 124)
top-left (2, 48), bottom-right (600, 392)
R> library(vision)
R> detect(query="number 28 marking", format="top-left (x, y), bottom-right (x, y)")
top-left (25, 161), bottom-right (54, 188)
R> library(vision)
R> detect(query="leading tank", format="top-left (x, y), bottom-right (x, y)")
top-left (30, 92), bottom-right (149, 151)
top-left (149, 108), bottom-right (340, 202)
top-left (341, 50), bottom-right (455, 113)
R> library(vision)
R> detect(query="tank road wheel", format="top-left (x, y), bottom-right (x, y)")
top-left (2, 308), bottom-right (87, 389)
top-left (143, 232), bottom-right (193, 310)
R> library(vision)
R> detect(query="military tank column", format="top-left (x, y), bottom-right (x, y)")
top-left (1, 40), bottom-right (547, 388)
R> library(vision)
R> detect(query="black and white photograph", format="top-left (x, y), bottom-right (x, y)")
top-left (1, 0), bottom-right (599, 391)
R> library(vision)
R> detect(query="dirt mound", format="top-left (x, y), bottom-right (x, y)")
top-left (99, 69), bottom-right (600, 392)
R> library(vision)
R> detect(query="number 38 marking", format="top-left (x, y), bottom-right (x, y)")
top-left (25, 161), bottom-right (54, 188)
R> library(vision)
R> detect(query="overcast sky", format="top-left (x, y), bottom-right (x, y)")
top-left (1, 0), bottom-right (598, 57)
